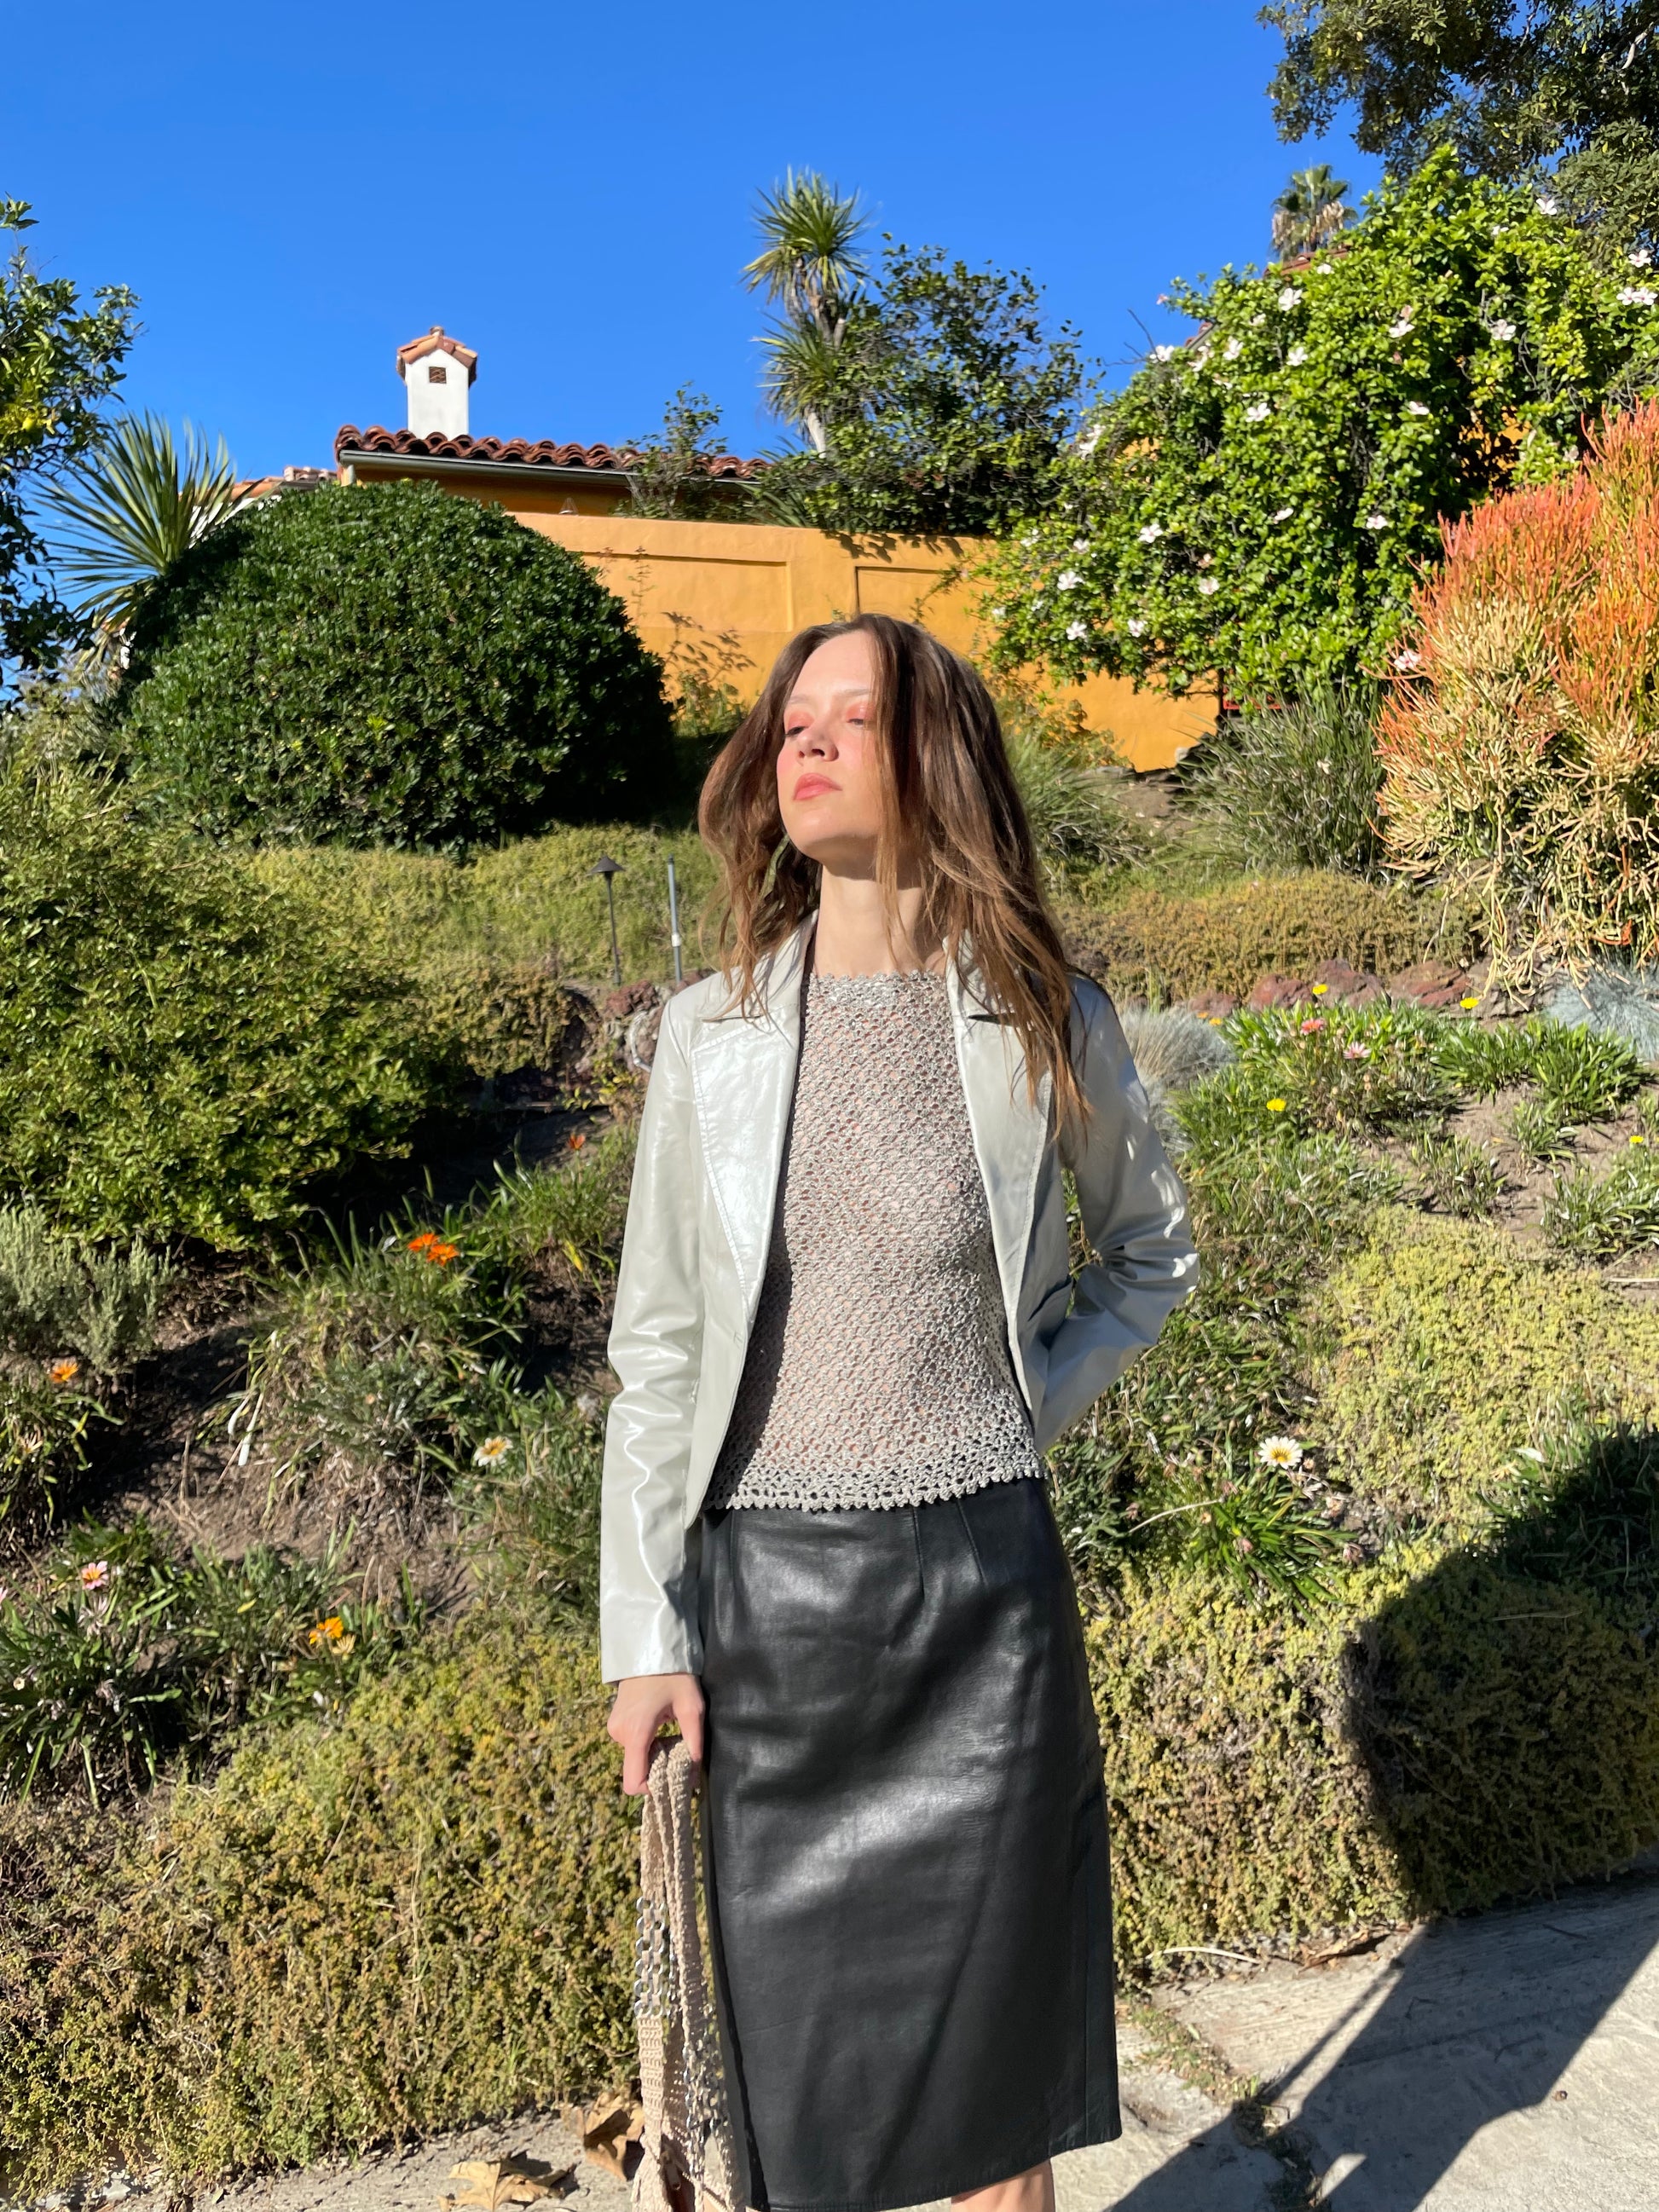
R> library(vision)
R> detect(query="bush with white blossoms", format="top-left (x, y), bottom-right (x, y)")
top-left (984, 149), bottom-right (1659, 703)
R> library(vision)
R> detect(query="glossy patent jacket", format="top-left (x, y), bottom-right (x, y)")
top-left (598, 920), bottom-right (1199, 1682)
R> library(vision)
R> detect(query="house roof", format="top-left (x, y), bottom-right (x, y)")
top-left (396, 326), bottom-right (479, 384)
top-left (333, 424), bottom-right (767, 478)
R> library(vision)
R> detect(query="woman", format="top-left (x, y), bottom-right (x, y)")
top-left (601, 615), bottom-right (1198, 2212)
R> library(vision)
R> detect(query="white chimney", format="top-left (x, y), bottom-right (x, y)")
top-left (396, 326), bottom-right (477, 440)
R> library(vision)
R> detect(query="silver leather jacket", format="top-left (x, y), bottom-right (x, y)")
top-left (598, 919), bottom-right (1199, 1681)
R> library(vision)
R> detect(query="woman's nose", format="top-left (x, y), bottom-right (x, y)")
top-left (789, 720), bottom-right (834, 755)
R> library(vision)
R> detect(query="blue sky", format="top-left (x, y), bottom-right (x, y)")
top-left (2, 0), bottom-right (1373, 481)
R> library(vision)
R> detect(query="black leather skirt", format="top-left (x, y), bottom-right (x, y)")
top-left (697, 1476), bottom-right (1119, 2212)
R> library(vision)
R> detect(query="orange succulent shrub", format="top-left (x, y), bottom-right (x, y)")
top-left (1379, 401), bottom-right (1659, 986)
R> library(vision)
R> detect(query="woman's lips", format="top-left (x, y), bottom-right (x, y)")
top-left (792, 774), bottom-right (838, 800)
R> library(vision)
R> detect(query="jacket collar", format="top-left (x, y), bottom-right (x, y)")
top-left (689, 916), bottom-right (1052, 1395)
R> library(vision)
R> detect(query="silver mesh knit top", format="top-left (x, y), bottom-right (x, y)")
top-left (704, 968), bottom-right (1043, 1512)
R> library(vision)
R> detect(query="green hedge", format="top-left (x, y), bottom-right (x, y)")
top-left (0, 760), bottom-right (439, 1245)
top-left (1063, 870), bottom-right (1480, 1001)
top-left (115, 481), bottom-right (678, 849)
top-left (0, 1625), bottom-right (634, 2190)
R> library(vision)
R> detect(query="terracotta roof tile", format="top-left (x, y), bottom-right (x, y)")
top-left (334, 424), bottom-right (766, 477)
top-left (396, 326), bottom-right (479, 384)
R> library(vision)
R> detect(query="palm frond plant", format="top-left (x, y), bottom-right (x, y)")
top-left (1270, 164), bottom-right (1350, 260)
top-left (43, 412), bottom-right (243, 638)
top-left (743, 171), bottom-right (870, 453)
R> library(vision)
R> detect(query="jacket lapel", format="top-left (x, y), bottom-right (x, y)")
top-left (690, 920), bottom-right (811, 1320)
top-left (948, 956), bottom-right (1052, 1404)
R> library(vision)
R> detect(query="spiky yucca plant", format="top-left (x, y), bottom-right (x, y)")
top-left (1379, 400), bottom-right (1659, 986)
top-left (43, 412), bottom-right (243, 636)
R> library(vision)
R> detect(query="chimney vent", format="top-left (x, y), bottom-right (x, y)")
top-left (396, 326), bottom-right (477, 440)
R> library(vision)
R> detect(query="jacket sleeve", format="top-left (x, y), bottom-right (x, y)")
top-left (599, 997), bottom-right (705, 1683)
top-left (1032, 982), bottom-right (1200, 1453)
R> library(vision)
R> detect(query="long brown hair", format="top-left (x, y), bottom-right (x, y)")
top-left (697, 614), bottom-right (1084, 1128)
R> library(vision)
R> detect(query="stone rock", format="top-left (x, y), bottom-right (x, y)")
top-left (1180, 989), bottom-right (1238, 1019)
top-left (601, 981), bottom-right (657, 1019)
top-left (1386, 956), bottom-right (1472, 1008)
top-left (1246, 973), bottom-right (1312, 1010)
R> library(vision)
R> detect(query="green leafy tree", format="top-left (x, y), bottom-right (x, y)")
top-left (43, 413), bottom-right (243, 635)
top-left (985, 151), bottom-right (1659, 702)
top-left (1263, 0), bottom-right (1659, 252)
top-left (760, 240), bottom-right (1087, 537)
top-left (113, 479), bottom-right (677, 848)
top-left (0, 199), bottom-right (136, 673)
top-left (621, 387), bottom-right (748, 520)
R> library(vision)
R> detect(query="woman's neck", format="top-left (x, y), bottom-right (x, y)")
top-left (809, 866), bottom-right (943, 978)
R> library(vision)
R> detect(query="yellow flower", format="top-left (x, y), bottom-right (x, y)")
top-left (1633, 1133), bottom-right (1649, 1146)
top-left (1311, 982), bottom-right (1328, 996)
top-left (1460, 994), bottom-right (1480, 1009)
top-left (48, 1357), bottom-right (80, 1386)
top-left (1266, 1098), bottom-right (1287, 1112)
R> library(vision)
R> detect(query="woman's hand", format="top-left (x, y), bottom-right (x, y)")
top-left (608, 1672), bottom-right (705, 1795)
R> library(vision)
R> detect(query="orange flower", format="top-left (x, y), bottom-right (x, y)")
top-left (408, 1231), bottom-right (438, 1254)
top-left (48, 1357), bottom-right (80, 1387)
top-left (568, 1131), bottom-right (588, 1152)
top-left (425, 1240), bottom-right (460, 1266)
top-left (308, 1615), bottom-right (345, 1648)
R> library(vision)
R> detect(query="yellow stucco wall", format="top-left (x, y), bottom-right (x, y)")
top-left (350, 464), bottom-right (1211, 769)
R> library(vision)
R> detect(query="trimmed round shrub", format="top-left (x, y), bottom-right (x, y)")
top-left (0, 758), bottom-right (437, 1245)
top-left (114, 481), bottom-right (677, 848)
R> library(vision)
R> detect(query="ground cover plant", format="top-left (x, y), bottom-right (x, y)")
top-left (113, 478), bottom-right (678, 848)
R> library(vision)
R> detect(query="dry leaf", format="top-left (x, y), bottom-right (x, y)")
top-left (560, 2093), bottom-right (645, 2181)
top-left (437, 2153), bottom-right (575, 2209)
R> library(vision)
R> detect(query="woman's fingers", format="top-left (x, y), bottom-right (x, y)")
top-left (621, 1721), bottom-right (656, 1797)
top-left (607, 1672), bottom-right (703, 1794)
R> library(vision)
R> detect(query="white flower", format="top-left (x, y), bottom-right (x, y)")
top-left (1194, 345), bottom-right (1212, 367)
top-left (1223, 337), bottom-right (1243, 361)
top-left (1197, 576), bottom-right (1221, 596)
top-left (1488, 318), bottom-right (1517, 341)
top-left (1138, 522), bottom-right (1164, 543)
top-left (1156, 293), bottom-right (1170, 306)
top-left (1407, 400), bottom-right (1431, 415)
top-left (1127, 618), bottom-right (1147, 637)
top-left (472, 1435), bottom-right (511, 1468)
top-left (1272, 505), bottom-right (1294, 523)
top-left (1020, 532), bottom-right (1038, 546)
top-left (1066, 620), bottom-right (1088, 641)
top-left (1393, 648), bottom-right (1422, 671)
top-left (1251, 313), bottom-right (1267, 326)
top-left (1536, 192), bottom-right (1560, 215)
top-left (1388, 311), bottom-right (1413, 338)
top-left (1277, 286), bottom-right (1303, 310)
top-left (1076, 425), bottom-right (1102, 458)
top-left (1072, 536), bottom-right (1091, 552)
top-left (1153, 344), bottom-right (1177, 362)
top-left (990, 606), bottom-right (1006, 620)
top-left (1286, 345), bottom-right (1308, 366)
top-left (1245, 401), bottom-right (1270, 422)
top-left (1629, 248), bottom-right (1653, 269)
top-left (1258, 1435), bottom-right (1304, 1470)
top-left (1365, 513), bottom-right (1389, 529)
top-left (1057, 569), bottom-right (1083, 590)
top-left (1196, 553), bottom-right (1213, 567)
top-left (1619, 286), bottom-right (1657, 308)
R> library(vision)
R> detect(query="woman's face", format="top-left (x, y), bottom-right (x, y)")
top-left (776, 629), bottom-right (884, 873)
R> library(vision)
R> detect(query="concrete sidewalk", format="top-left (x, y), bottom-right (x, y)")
top-left (17, 1870), bottom-right (1656, 2212)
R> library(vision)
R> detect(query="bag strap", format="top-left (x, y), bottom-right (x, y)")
top-left (633, 1736), bottom-right (741, 2212)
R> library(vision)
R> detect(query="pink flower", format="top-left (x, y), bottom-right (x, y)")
top-left (1344, 1042), bottom-right (1371, 1060)
top-left (1299, 1016), bottom-right (1325, 1033)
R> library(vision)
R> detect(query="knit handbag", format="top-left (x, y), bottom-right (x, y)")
top-left (632, 1736), bottom-right (742, 2212)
